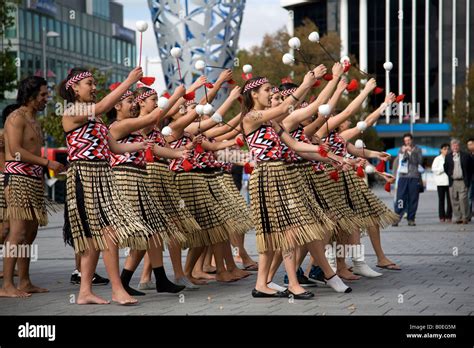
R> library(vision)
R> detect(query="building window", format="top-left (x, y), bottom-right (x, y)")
top-left (33, 14), bottom-right (40, 42)
top-left (76, 27), bottom-right (81, 53)
top-left (55, 20), bottom-right (61, 48)
top-left (94, 32), bottom-right (99, 58)
top-left (62, 23), bottom-right (68, 50)
top-left (105, 37), bottom-right (110, 61)
top-left (69, 24), bottom-right (75, 51)
top-left (100, 35), bottom-right (105, 59)
top-left (132, 45), bottom-right (136, 67)
top-left (112, 38), bottom-right (116, 63)
top-left (82, 29), bottom-right (88, 55)
top-left (5, 5), bottom-right (18, 39)
top-left (19, 9), bottom-right (25, 39)
top-left (26, 11), bottom-right (32, 40)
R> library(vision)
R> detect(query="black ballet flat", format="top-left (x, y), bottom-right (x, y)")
top-left (251, 289), bottom-right (288, 298)
top-left (288, 290), bottom-right (315, 300)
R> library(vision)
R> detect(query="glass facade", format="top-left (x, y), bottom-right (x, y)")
top-left (5, 1), bottom-right (135, 90)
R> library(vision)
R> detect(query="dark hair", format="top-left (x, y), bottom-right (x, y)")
top-left (58, 67), bottom-right (90, 103)
top-left (279, 82), bottom-right (298, 91)
top-left (16, 76), bottom-right (47, 106)
top-left (402, 133), bottom-right (413, 139)
top-left (240, 76), bottom-right (267, 117)
top-left (440, 143), bottom-right (450, 149)
top-left (467, 138), bottom-right (474, 143)
top-left (131, 86), bottom-right (153, 118)
top-left (2, 103), bottom-right (21, 125)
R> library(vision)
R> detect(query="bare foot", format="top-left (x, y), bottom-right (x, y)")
top-left (288, 284), bottom-right (306, 295)
top-left (202, 265), bottom-right (216, 273)
top-left (229, 268), bottom-right (251, 279)
top-left (377, 258), bottom-right (401, 270)
top-left (112, 289), bottom-right (138, 305)
top-left (77, 292), bottom-right (110, 305)
top-left (215, 271), bottom-right (238, 282)
top-left (0, 285), bottom-right (32, 298)
top-left (192, 270), bottom-right (216, 280)
top-left (18, 283), bottom-right (49, 294)
top-left (337, 268), bottom-right (361, 280)
top-left (233, 255), bottom-right (243, 264)
top-left (186, 275), bottom-right (208, 285)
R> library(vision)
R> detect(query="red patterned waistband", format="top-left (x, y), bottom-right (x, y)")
top-left (4, 161), bottom-right (44, 178)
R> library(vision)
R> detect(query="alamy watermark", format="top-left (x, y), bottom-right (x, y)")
top-left (0, 242), bottom-right (38, 262)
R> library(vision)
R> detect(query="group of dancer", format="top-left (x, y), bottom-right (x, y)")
top-left (0, 58), bottom-right (402, 303)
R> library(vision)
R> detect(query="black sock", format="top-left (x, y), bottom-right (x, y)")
top-left (153, 266), bottom-right (185, 293)
top-left (120, 269), bottom-right (146, 296)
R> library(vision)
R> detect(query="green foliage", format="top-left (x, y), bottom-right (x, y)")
top-left (446, 64), bottom-right (474, 146)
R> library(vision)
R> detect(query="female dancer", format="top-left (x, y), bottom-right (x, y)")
top-left (108, 84), bottom-right (190, 295)
top-left (61, 67), bottom-right (153, 305)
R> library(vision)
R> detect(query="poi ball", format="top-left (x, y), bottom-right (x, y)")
top-left (211, 113), bottom-right (222, 123)
top-left (354, 139), bottom-right (365, 149)
top-left (288, 37), bottom-right (301, 50)
top-left (170, 47), bottom-right (182, 58)
top-left (340, 55), bottom-right (351, 64)
top-left (318, 104), bottom-right (332, 116)
top-left (365, 164), bottom-right (375, 174)
top-left (308, 31), bottom-right (320, 43)
top-left (203, 103), bottom-right (214, 115)
top-left (157, 97), bottom-right (169, 109)
top-left (162, 126), bottom-right (172, 136)
top-left (243, 64), bottom-right (253, 74)
top-left (195, 60), bottom-right (206, 71)
top-left (282, 53), bottom-right (295, 65)
top-left (383, 61), bottom-right (393, 71)
top-left (195, 104), bottom-right (204, 115)
top-left (356, 121), bottom-right (367, 132)
top-left (136, 21), bottom-right (148, 32)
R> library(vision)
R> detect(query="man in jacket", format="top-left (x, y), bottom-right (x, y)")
top-left (394, 133), bottom-right (423, 226)
top-left (444, 138), bottom-right (473, 224)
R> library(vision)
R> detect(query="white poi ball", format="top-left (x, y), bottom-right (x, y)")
top-left (243, 64), bottom-right (253, 74)
top-left (308, 31), bottom-right (320, 43)
top-left (288, 37), bottom-right (301, 50)
top-left (282, 53), bottom-right (295, 65)
top-left (383, 61), bottom-right (393, 71)
top-left (211, 113), bottom-right (222, 123)
top-left (354, 139), bottom-right (365, 149)
top-left (195, 60), bottom-right (206, 71)
top-left (157, 97), bottom-right (169, 109)
top-left (356, 121), bottom-right (367, 132)
top-left (340, 55), bottom-right (351, 64)
top-left (162, 126), bottom-right (172, 136)
top-left (195, 104), bottom-right (204, 115)
top-left (365, 164), bottom-right (375, 174)
top-left (170, 47), bottom-right (182, 58)
top-left (318, 104), bottom-right (332, 116)
top-left (135, 21), bottom-right (148, 32)
top-left (203, 103), bottom-right (214, 115)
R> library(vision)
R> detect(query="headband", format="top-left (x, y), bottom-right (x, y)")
top-left (134, 89), bottom-right (157, 103)
top-left (121, 90), bottom-right (133, 101)
top-left (280, 87), bottom-right (297, 97)
top-left (243, 77), bottom-right (269, 94)
top-left (66, 71), bottom-right (93, 89)
top-left (271, 87), bottom-right (280, 94)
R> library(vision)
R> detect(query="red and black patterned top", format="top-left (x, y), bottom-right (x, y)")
top-left (66, 120), bottom-right (111, 162)
top-left (280, 124), bottom-right (310, 163)
top-left (4, 161), bottom-right (43, 178)
top-left (245, 123), bottom-right (283, 162)
top-left (222, 162), bottom-right (233, 173)
top-left (325, 130), bottom-right (347, 156)
top-left (146, 128), bottom-right (169, 163)
top-left (193, 136), bottom-right (220, 170)
top-left (109, 125), bottom-right (145, 167)
top-left (169, 133), bottom-right (193, 172)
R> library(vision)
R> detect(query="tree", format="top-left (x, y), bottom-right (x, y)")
top-left (0, 0), bottom-right (20, 100)
top-left (446, 64), bottom-right (474, 146)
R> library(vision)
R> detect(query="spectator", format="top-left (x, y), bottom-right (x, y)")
top-left (432, 143), bottom-right (452, 222)
top-left (443, 138), bottom-right (473, 224)
top-left (393, 133), bottom-right (423, 226)
top-left (467, 138), bottom-right (474, 221)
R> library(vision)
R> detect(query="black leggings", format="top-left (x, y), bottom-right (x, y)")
top-left (437, 186), bottom-right (452, 219)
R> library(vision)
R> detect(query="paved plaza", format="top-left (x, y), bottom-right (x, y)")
top-left (0, 189), bottom-right (473, 316)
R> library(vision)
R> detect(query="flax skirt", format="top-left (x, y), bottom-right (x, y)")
top-left (300, 166), bottom-right (365, 234)
top-left (4, 173), bottom-right (48, 226)
top-left (113, 164), bottom-right (186, 248)
top-left (328, 168), bottom-right (400, 230)
top-left (249, 161), bottom-right (334, 254)
top-left (220, 172), bottom-right (253, 233)
top-left (63, 160), bottom-right (154, 254)
top-left (146, 162), bottom-right (201, 247)
top-left (174, 171), bottom-right (235, 247)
